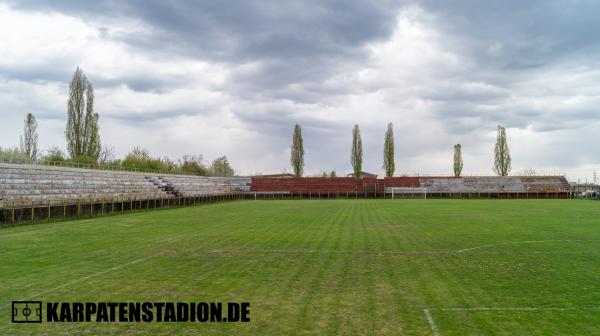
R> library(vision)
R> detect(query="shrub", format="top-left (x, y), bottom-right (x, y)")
top-left (0, 146), bottom-right (30, 162)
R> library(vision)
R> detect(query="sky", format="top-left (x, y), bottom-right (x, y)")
top-left (0, 1), bottom-right (599, 182)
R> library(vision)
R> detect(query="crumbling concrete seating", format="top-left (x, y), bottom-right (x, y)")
top-left (158, 176), bottom-right (251, 196)
top-left (0, 163), bottom-right (166, 206)
top-left (520, 176), bottom-right (571, 192)
top-left (418, 177), bottom-right (526, 193)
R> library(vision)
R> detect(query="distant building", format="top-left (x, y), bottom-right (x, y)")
top-left (346, 171), bottom-right (377, 178)
top-left (255, 173), bottom-right (296, 178)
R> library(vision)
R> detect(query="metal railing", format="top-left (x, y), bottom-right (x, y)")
top-left (0, 153), bottom-right (197, 176)
top-left (0, 193), bottom-right (249, 225)
top-left (396, 171), bottom-right (567, 177)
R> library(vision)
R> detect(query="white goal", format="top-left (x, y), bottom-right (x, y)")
top-left (386, 187), bottom-right (427, 199)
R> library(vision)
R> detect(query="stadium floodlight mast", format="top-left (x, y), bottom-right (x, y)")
top-left (290, 124), bottom-right (304, 176)
top-left (383, 122), bottom-right (395, 177)
top-left (65, 67), bottom-right (101, 161)
top-left (493, 125), bottom-right (511, 176)
top-left (20, 113), bottom-right (39, 160)
top-left (453, 144), bottom-right (463, 177)
top-left (351, 124), bottom-right (363, 179)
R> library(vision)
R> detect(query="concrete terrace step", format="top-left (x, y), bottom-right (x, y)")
top-left (0, 163), bottom-right (251, 206)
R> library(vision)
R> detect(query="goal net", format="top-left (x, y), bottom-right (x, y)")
top-left (386, 187), bottom-right (427, 199)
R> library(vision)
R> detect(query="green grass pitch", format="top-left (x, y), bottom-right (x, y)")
top-left (1, 199), bottom-right (599, 335)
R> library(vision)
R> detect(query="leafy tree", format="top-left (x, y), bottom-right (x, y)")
top-left (351, 124), bottom-right (363, 179)
top-left (210, 156), bottom-right (235, 177)
top-left (65, 67), bottom-right (101, 161)
top-left (43, 146), bottom-right (67, 163)
top-left (493, 125), bottom-right (511, 176)
top-left (121, 147), bottom-right (152, 170)
top-left (19, 113), bottom-right (39, 160)
top-left (382, 122), bottom-right (394, 177)
top-left (180, 154), bottom-right (208, 175)
top-left (453, 144), bottom-right (463, 177)
top-left (121, 147), bottom-right (173, 172)
top-left (290, 124), bottom-right (304, 176)
top-left (330, 171), bottom-right (337, 177)
top-left (70, 155), bottom-right (99, 165)
top-left (0, 146), bottom-right (30, 162)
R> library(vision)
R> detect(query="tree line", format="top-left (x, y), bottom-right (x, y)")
top-left (3, 66), bottom-right (513, 178)
top-left (2, 67), bottom-right (236, 177)
top-left (290, 124), bottom-right (512, 178)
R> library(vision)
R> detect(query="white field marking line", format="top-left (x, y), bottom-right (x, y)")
top-left (456, 239), bottom-right (599, 253)
top-left (0, 214), bottom-right (268, 312)
top-left (423, 309), bottom-right (440, 336)
top-left (208, 248), bottom-right (452, 255)
top-left (207, 248), bottom-right (587, 256)
top-left (0, 220), bottom-right (102, 239)
top-left (0, 254), bottom-right (156, 311)
top-left (0, 205), bottom-right (207, 240)
top-left (422, 307), bottom-right (600, 336)
top-left (427, 307), bottom-right (600, 311)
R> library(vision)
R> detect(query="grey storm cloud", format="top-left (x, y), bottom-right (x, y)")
top-left (10, 1), bottom-right (401, 92)
top-left (419, 0), bottom-right (600, 66)
top-left (10, 0), bottom-right (600, 104)
top-left (1, 0), bottom-right (600, 178)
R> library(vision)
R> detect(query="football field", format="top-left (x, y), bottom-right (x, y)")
top-left (1, 199), bottom-right (599, 335)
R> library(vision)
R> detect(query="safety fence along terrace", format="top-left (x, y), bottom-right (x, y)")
top-left (0, 193), bottom-right (250, 225)
top-left (0, 162), bottom-right (251, 224)
top-left (0, 162), bottom-right (576, 224)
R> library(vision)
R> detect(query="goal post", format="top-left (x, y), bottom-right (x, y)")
top-left (387, 187), bottom-right (427, 199)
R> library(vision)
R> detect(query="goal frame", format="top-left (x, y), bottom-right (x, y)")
top-left (387, 187), bottom-right (427, 199)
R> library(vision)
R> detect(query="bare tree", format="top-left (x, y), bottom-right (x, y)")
top-left (493, 125), bottom-right (511, 176)
top-left (453, 144), bottom-right (463, 177)
top-left (20, 113), bottom-right (38, 160)
top-left (351, 124), bottom-right (363, 178)
top-left (98, 145), bottom-right (115, 165)
top-left (382, 122), bottom-right (395, 177)
top-left (521, 168), bottom-right (536, 176)
top-left (290, 124), bottom-right (304, 176)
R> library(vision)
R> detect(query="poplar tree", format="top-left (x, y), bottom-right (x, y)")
top-left (65, 67), bottom-right (101, 161)
top-left (493, 125), bottom-right (511, 176)
top-left (382, 122), bottom-right (395, 177)
top-left (351, 124), bottom-right (363, 178)
top-left (290, 124), bottom-right (304, 176)
top-left (453, 144), bottom-right (463, 177)
top-left (20, 113), bottom-right (39, 160)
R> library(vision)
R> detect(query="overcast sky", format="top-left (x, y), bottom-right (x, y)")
top-left (0, 1), bottom-right (599, 181)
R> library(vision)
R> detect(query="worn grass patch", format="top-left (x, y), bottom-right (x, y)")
top-left (1, 199), bottom-right (599, 335)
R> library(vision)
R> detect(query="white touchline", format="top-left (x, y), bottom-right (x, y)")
top-left (422, 307), bottom-right (600, 336)
top-left (1, 254), bottom-right (155, 311)
top-left (456, 239), bottom-right (598, 253)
